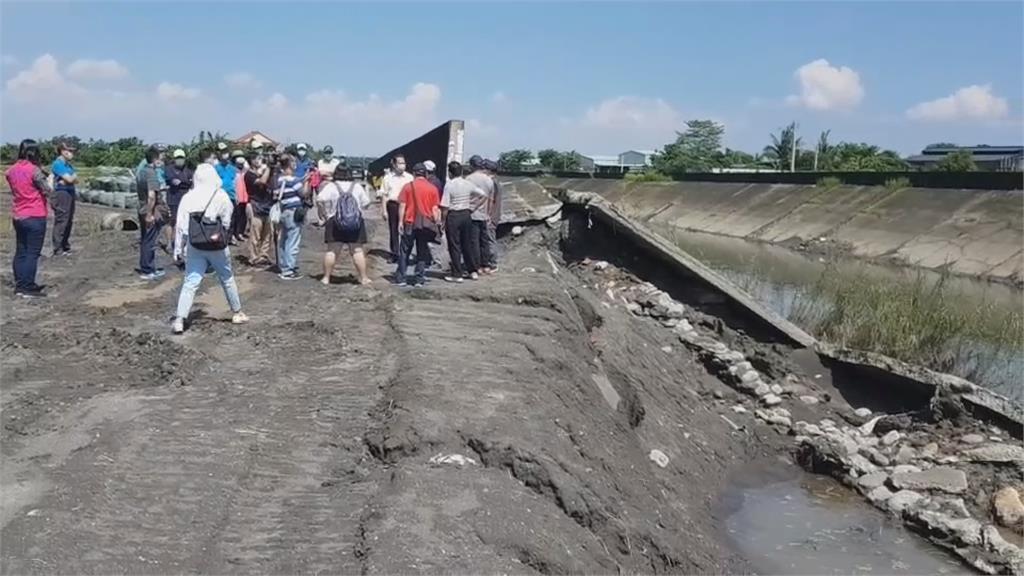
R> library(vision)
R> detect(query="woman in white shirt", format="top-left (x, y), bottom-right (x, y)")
top-left (171, 163), bottom-right (249, 334)
top-left (316, 165), bottom-right (372, 286)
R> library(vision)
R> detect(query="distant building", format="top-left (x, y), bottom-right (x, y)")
top-left (573, 150), bottom-right (657, 173)
top-left (905, 145), bottom-right (1023, 172)
top-left (233, 130), bottom-right (279, 150)
top-left (618, 150), bottom-right (657, 169)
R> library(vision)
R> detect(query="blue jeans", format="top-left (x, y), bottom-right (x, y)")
top-left (396, 229), bottom-right (433, 284)
top-left (277, 208), bottom-right (302, 274)
top-left (139, 216), bottom-right (165, 274)
top-left (12, 217), bottom-right (46, 291)
top-left (175, 247), bottom-right (242, 320)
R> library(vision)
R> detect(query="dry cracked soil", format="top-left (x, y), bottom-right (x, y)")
top-left (0, 201), bottom-right (981, 575)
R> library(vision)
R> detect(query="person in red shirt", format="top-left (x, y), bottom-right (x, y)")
top-left (394, 163), bottom-right (440, 286)
top-left (5, 139), bottom-right (52, 298)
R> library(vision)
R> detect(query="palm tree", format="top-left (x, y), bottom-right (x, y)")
top-left (815, 130), bottom-right (833, 171)
top-left (763, 122), bottom-right (802, 171)
top-left (832, 143), bottom-right (907, 171)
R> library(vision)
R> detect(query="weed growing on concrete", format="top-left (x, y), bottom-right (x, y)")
top-left (816, 176), bottom-right (843, 190)
top-left (625, 170), bottom-right (671, 183)
top-left (884, 177), bottom-right (912, 192)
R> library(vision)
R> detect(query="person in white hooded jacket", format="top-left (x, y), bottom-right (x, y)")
top-left (171, 163), bottom-right (249, 334)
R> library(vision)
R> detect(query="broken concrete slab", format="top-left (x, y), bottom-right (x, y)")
top-left (993, 487), bottom-right (1024, 533)
top-left (887, 490), bottom-right (925, 515)
top-left (867, 485), bottom-right (894, 505)
top-left (890, 466), bottom-right (969, 494)
top-left (963, 444), bottom-right (1024, 464)
top-left (857, 471), bottom-right (889, 490)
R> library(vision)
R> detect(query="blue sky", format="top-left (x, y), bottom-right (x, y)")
top-left (2, 1), bottom-right (1022, 157)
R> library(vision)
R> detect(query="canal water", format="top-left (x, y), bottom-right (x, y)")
top-left (720, 461), bottom-right (969, 575)
top-left (652, 225), bottom-right (1023, 403)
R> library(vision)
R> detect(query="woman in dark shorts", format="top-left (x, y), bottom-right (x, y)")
top-left (316, 166), bottom-right (372, 285)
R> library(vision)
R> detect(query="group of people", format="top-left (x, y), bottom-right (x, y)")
top-left (378, 153), bottom-right (502, 286)
top-left (6, 140), bottom-right (78, 299)
top-left (6, 138), bottom-right (505, 335)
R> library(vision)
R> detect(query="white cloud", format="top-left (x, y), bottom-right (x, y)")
top-left (224, 71), bottom-right (261, 89)
top-left (491, 91), bottom-right (506, 104)
top-left (583, 95), bottom-right (680, 129)
top-left (467, 118), bottom-right (497, 134)
top-left (245, 83), bottom-right (442, 151)
top-left (66, 58), bottom-right (128, 81)
top-left (906, 84), bottom-right (1010, 122)
top-left (251, 92), bottom-right (288, 111)
top-left (535, 95), bottom-right (686, 153)
top-left (6, 54), bottom-right (78, 99)
top-left (787, 59), bottom-right (864, 111)
top-left (298, 82), bottom-right (440, 123)
top-left (3, 54), bottom-right (219, 142)
top-left (156, 81), bottom-right (200, 101)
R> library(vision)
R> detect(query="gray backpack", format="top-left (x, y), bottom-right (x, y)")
top-left (334, 183), bottom-right (363, 233)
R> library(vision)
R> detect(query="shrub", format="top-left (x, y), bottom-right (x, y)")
top-left (625, 170), bottom-right (671, 183)
top-left (885, 177), bottom-right (912, 191)
top-left (816, 176), bottom-right (843, 189)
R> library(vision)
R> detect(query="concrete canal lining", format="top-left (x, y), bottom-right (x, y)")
top-left (557, 188), bottom-right (1023, 436)
top-left (512, 177), bottom-right (1024, 285)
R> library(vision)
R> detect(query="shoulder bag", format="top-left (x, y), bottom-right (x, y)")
top-left (188, 191), bottom-right (228, 251)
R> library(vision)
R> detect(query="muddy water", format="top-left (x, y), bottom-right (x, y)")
top-left (721, 462), bottom-right (968, 575)
top-left (653, 225), bottom-right (1023, 402)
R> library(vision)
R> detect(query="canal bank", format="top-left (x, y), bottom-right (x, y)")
top-left (506, 177), bottom-right (1024, 286)
top-left (554, 192), bottom-right (1023, 573)
top-left (652, 224), bottom-right (1023, 403)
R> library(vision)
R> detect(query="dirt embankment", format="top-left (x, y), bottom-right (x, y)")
top-left (1, 202), bottom-right (1019, 574)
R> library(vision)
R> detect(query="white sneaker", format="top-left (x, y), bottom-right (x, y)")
top-left (232, 312), bottom-right (249, 325)
top-left (171, 318), bottom-right (185, 334)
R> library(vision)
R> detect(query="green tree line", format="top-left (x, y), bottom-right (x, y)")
top-left (0, 131), bottom-right (236, 168)
top-left (496, 121), bottom-right (978, 177)
top-left (497, 148), bottom-right (582, 171)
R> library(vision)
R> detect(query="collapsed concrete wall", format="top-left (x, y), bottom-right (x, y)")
top-left (556, 189), bottom-right (1023, 437)
top-left (510, 177), bottom-right (1024, 285)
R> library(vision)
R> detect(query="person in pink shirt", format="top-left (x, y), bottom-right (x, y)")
top-left (4, 139), bottom-right (52, 298)
top-left (231, 150), bottom-right (249, 244)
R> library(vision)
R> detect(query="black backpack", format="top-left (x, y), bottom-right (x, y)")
top-left (188, 192), bottom-right (228, 251)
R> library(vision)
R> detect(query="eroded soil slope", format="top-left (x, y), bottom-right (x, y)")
top-left (0, 204), bottom-right (956, 574)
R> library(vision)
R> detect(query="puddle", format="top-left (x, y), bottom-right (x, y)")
top-left (720, 461), bottom-right (968, 575)
top-left (195, 274), bottom-right (255, 316)
top-left (84, 280), bottom-right (177, 308)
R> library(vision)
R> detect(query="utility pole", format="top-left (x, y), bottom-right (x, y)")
top-left (790, 123), bottom-right (798, 173)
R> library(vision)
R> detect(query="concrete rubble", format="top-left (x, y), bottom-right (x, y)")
top-left (794, 409), bottom-right (1024, 574)
top-left (602, 251), bottom-right (1024, 574)
top-left (993, 487), bottom-right (1024, 533)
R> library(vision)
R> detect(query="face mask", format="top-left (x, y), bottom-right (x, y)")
top-left (206, 156), bottom-right (218, 166)
top-left (174, 159), bottom-right (185, 167)
top-left (298, 150), bottom-right (307, 157)
top-left (235, 159), bottom-right (245, 167)
top-left (220, 153), bottom-right (229, 162)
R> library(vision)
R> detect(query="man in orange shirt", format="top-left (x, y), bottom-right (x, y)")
top-left (394, 162), bottom-right (441, 287)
